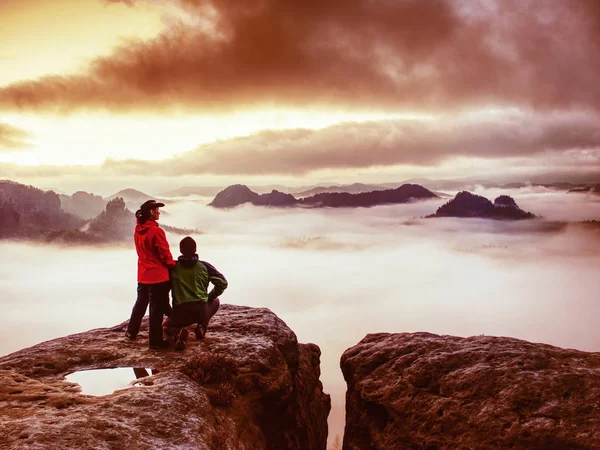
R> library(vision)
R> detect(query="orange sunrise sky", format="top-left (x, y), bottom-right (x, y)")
top-left (0, 0), bottom-right (599, 194)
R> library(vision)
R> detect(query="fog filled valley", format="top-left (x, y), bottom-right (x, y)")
top-left (1, 187), bottom-right (600, 443)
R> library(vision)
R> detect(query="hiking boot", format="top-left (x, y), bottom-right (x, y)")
top-left (194, 325), bottom-right (206, 340)
top-left (166, 329), bottom-right (179, 348)
top-left (174, 329), bottom-right (189, 351)
top-left (125, 331), bottom-right (136, 341)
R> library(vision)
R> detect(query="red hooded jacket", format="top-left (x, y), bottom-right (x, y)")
top-left (134, 219), bottom-right (176, 284)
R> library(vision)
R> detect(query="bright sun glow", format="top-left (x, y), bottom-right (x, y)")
top-left (0, 0), bottom-right (165, 86)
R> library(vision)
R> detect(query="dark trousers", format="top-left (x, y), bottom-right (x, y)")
top-left (127, 282), bottom-right (171, 347)
top-left (164, 298), bottom-right (220, 330)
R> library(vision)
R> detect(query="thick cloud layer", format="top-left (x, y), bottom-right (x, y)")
top-left (1, 192), bottom-right (599, 445)
top-left (102, 112), bottom-right (600, 175)
top-left (2, 112), bottom-right (599, 186)
top-left (1, 0), bottom-right (599, 112)
top-left (0, 122), bottom-right (30, 150)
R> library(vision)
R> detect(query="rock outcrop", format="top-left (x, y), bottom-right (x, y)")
top-left (209, 183), bottom-right (437, 209)
top-left (341, 332), bottom-right (600, 450)
top-left (108, 188), bottom-right (154, 205)
top-left (568, 183), bottom-right (600, 195)
top-left (293, 183), bottom-right (386, 198)
top-left (0, 180), bottom-right (85, 239)
top-left (252, 190), bottom-right (298, 207)
top-left (298, 184), bottom-right (437, 208)
top-left (493, 194), bottom-right (519, 208)
top-left (84, 197), bottom-right (136, 241)
top-left (76, 198), bottom-right (195, 242)
top-left (0, 305), bottom-right (330, 449)
top-left (209, 184), bottom-right (261, 207)
top-left (107, 189), bottom-right (168, 212)
top-left (59, 191), bottom-right (106, 219)
top-left (430, 191), bottom-right (535, 220)
top-left (209, 186), bottom-right (296, 208)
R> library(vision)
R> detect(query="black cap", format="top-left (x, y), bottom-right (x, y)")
top-left (139, 199), bottom-right (165, 211)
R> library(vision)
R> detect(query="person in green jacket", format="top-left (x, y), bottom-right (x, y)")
top-left (163, 236), bottom-right (228, 350)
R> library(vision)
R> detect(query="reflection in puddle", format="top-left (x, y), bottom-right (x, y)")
top-left (65, 367), bottom-right (157, 396)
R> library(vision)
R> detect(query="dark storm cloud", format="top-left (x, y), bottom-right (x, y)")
top-left (0, 0), bottom-right (599, 113)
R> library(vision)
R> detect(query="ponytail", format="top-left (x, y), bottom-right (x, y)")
top-left (135, 209), bottom-right (151, 224)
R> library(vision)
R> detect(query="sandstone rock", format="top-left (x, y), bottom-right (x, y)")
top-left (430, 191), bottom-right (535, 220)
top-left (298, 184), bottom-right (437, 208)
top-left (252, 190), bottom-right (298, 207)
top-left (209, 185), bottom-right (260, 208)
top-left (341, 332), bottom-right (600, 449)
top-left (84, 197), bottom-right (136, 241)
top-left (209, 186), bottom-right (297, 208)
top-left (59, 191), bottom-right (106, 220)
top-left (209, 183), bottom-right (437, 209)
top-left (493, 195), bottom-right (518, 208)
top-left (568, 184), bottom-right (600, 195)
top-left (0, 180), bottom-right (84, 238)
top-left (293, 183), bottom-right (386, 198)
top-left (0, 304), bottom-right (330, 449)
top-left (107, 188), bottom-right (162, 208)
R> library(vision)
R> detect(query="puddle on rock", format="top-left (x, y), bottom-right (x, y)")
top-left (65, 367), bottom-right (158, 396)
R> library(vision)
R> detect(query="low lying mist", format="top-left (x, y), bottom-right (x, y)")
top-left (1, 189), bottom-right (599, 443)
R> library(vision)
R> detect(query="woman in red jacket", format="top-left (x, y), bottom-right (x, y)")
top-left (126, 200), bottom-right (176, 349)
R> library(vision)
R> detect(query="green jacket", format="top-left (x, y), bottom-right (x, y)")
top-left (171, 254), bottom-right (228, 306)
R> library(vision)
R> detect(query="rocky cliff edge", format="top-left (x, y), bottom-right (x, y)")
top-left (0, 304), bottom-right (330, 450)
top-left (341, 332), bottom-right (600, 449)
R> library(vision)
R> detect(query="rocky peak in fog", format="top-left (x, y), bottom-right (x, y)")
top-left (493, 195), bottom-right (519, 208)
top-left (108, 188), bottom-right (168, 211)
top-left (209, 184), bottom-right (261, 207)
top-left (298, 183), bottom-right (437, 207)
top-left (0, 305), bottom-right (330, 450)
top-left (82, 198), bottom-right (195, 241)
top-left (568, 183), bottom-right (600, 195)
top-left (0, 180), bottom-right (199, 243)
top-left (252, 190), bottom-right (298, 207)
top-left (341, 332), bottom-right (600, 449)
top-left (0, 180), bottom-right (84, 238)
top-left (430, 191), bottom-right (535, 220)
top-left (59, 191), bottom-right (106, 219)
top-left (108, 188), bottom-right (153, 203)
top-left (84, 197), bottom-right (136, 241)
top-left (208, 185), bottom-right (296, 208)
top-left (293, 182), bottom-right (387, 198)
top-left (209, 183), bottom-right (437, 208)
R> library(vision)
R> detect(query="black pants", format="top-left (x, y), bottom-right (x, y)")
top-left (164, 298), bottom-right (220, 330)
top-left (127, 282), bottom-right (171, 347)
